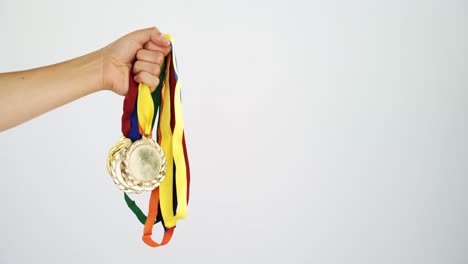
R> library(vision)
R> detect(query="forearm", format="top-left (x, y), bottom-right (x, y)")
top-left (0, 50), bottom-right (103, 131)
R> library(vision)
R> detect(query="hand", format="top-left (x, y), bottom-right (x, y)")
top-left (100, 27), bottom-right (171, 95)
top-left (0, 27), bottom-right (172, 131)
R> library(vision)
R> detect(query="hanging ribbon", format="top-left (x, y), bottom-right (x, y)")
top-left (119, 34), bottom-right (190, 247)
top-left (121, 58), bottom-right (173, 247)
top-left (137, 83), bottom-right (154, 137)
top-left (159, 36), bottom-right (188, 227)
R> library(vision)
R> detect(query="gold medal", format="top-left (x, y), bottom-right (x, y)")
top-left (107, 136), bottom-right (167, 193)
top-left (106, 34), bottom-right (189, 247)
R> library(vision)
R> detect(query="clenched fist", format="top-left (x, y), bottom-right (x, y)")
top-left (101, 27), bottom-right (172, 95)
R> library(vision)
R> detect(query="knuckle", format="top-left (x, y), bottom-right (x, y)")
top-left (151, 27), bottom-right (160, 34)
top-left (134, 73), bottom-right (142, 83)
top-left (141, 72), bottom-right (158, 88)
top-left (154, 52), bottom-right (163, 64)
top-left (132, 61), bottom-right (142, 72)
top-left (154, 65), bottom-right (161, 75)
top-left (136, 49), bottom-right (146, 60)
top-left (143, 42), bottom-right (153, 50)
top-left (158, 53), bottom-right (165, 64)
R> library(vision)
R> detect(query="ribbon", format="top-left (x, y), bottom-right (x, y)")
top-left (122, 58), bottom-right (172, 246)
top-left (119, 34), bottom-right (190, 247)
top-left (159, 37), bottom-right (188, 227)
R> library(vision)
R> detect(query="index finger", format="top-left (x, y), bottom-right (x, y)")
top-left (144, 40), bottom-right (172, 56)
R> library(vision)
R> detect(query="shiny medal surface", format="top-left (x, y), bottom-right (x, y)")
top-left (107, 136), bottom-right (167, 193)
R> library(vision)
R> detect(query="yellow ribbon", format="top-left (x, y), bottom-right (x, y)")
top-left (171, 46), bottom-right (188, 221)
top-left (135, 34), bottom-right (188, 229)
top-left (137, 83), bottom-right (154, 136)
top-left (159, 51), bottom-right (176, 227)
top-left (158, 34), bottom-right (188, 228)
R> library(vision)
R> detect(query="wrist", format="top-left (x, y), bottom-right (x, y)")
top-left (78, 49), bottom-right (105, 93)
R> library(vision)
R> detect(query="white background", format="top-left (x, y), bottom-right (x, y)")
top-left (0, 0), bottom-right (467, 263)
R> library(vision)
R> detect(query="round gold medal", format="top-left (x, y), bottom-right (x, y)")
top-left (107, 136), bottom-right (167, 193)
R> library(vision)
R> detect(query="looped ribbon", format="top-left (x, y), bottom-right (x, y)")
top-left (121, 34), bottom-right (190, 247)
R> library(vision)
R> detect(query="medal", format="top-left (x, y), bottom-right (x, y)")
top-left (107, 136), bottom-right (166, 193)
top-left (106, 34), bottom-right (190, 247)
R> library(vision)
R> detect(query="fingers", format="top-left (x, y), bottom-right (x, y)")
top-left (133, 49), bottom-right (165, 92)
top-left (133, 61), bottom-right (161, 79)
top-left (136, 49), bottom-right (164, 64)
top-left (127, 27), bottom-right (162, 46)
top-left (144, 40), bottom-right (171, 56)
top-left (150, 33), bottom-right (171, 49)
top-left (134, 71), bottom-right (160, 91)
top-left (127, 27), bottom-right (172, 92)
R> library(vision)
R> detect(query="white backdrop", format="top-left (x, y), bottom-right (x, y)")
top-left (0, 0), bottom-right (467, 263)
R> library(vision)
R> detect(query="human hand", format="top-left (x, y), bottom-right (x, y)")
top-left (101, 27), bottom-right (171, 95)
top-left (0, 27), bottom-right (171, 131)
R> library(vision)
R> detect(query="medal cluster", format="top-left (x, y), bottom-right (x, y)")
top-left (107, 136), bottom-right (167, 194)
top-left (105, 34), bottom-right (190, 248)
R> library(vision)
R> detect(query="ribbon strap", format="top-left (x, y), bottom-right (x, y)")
top-left (119, 34), bottom-right (190, 247)
top-left (160, 37), bottom-right (188, 226)
top-left (158, 51), bottom-right (176, 227)
top-left (171, 43), bottom-right (188, 219)
top-left (137, 83), bottom-right (155, 136)
top-left (142, 188), bottom-right (175, 247)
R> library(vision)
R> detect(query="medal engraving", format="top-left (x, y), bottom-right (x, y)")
top-left (129, 144), bottom-right (162, 182)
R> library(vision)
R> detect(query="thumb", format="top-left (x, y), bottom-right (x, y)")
top-left (127, 27), bottom-right (170, 48)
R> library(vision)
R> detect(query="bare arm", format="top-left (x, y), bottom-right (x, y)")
top-left (0, 27), bottom-right (171, 131)
top-left (0, 51), bottom-right (103, 130)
